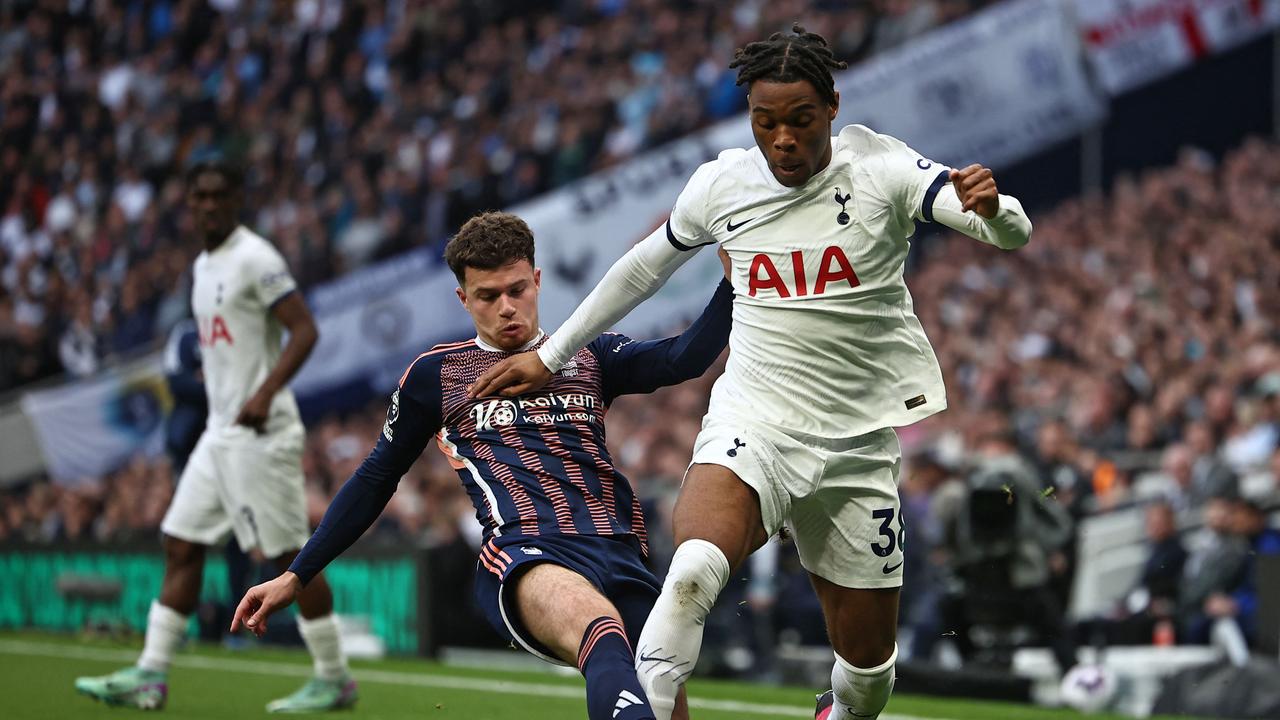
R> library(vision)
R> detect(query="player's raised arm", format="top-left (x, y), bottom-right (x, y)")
top-left (470, 160), bottom-right (722, 400)
top-left (595, 261), bottom-right (734, 402)
top-left (233, 364), bottom-right (441, 636)
top-left (929, 163), bottom-right (1031, 250)
top-left (468, 224), bottom-right (705, 398)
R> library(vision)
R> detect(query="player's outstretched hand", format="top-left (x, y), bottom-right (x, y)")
top-left (949, 164), bottom-right (1000, 219)
top-left (231, 572), bottom-right (302, 637)
top-left (468, 351), bottom-right (553, 398)
top-left (235, 389), bottom-right (273, 433)
top-left (718, 246), bottom-right (732, 280)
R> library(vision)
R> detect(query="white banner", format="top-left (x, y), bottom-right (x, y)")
top-left (838, 0), bottom-right (1106, 168)
top-left (1074, 0), bottom-right (1280, 95)
top-left (21, 355), bottom-right (170, 484)
top-left (1197, 0), bottom-right (1280, 49)
top-left (291, 247), bottom-right (473, 396)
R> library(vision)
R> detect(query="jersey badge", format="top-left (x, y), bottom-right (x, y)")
top-left (560, 358), bottom-right (579, 377)
top-left (833, 188), bottom-right (851, 226)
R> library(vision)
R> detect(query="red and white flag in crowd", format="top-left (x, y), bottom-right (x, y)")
top-left (1073, 0), bottom-right (1278, 94)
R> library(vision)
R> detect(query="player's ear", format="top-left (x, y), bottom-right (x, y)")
top-left (533, 267), bottom-right (541, 291)
top-left (828, 91), bottom-right (839, 121)
top-left (455, 286), bottom-right (467, 309)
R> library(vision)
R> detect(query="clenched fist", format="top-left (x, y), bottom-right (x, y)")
top-left (949, 164), bottom-right (1000, 219)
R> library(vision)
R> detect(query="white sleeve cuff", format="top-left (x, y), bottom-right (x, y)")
top-left (928, 183), bottom-right (1031, 250)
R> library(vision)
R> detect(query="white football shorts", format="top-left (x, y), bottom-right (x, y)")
top-left (161, 424), bottom-right (311, 559)
top-left (688, 415), bottom-right (904, 589)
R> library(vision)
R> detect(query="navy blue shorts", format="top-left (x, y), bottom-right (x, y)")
top-left (474, 533), bottom-right (660, 665)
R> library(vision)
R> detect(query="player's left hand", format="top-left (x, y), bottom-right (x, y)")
top-left (468, 351), bottom-right (553, 398)
top-left (949, 164), bottom-right (1000, 218)
top-left (718, 246), bottom-right (732, 280)
top-left (235, 389), bottom-right (272, 433)
top-left (232, 572), bottom-right (302, 637)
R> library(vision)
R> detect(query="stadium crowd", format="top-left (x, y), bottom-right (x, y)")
top-left (0, 0), bottom-right (992, 392)
top-left (3, 136), bottom-right (1279, 665)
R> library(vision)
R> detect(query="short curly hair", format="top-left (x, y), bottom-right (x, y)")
top-left (444, 211), bottom-right (536, 285)
top-left (730, 23), bottom-right (848, 108)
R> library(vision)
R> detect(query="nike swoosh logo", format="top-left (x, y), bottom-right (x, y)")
top-left (882, 561), bottom-right (903, 574)
top-left (725, 217), bottom-right (755, 232)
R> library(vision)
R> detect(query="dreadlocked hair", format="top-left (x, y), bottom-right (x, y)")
top-left (729, 23), bottom-right (848, 107)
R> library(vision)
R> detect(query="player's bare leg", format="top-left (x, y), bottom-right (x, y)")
top-left (810, 574), bottom-right (899, 720)
top-left (156, 535), bottom-right (207, 613)
top-left (262, 551), bottom-right (355, 713)
top-left (515, 563), bottom-right (686, 720)
top-left (74, 535), bottom-right (205, 708)
top-left (635, 463), bottom-right (769, 720)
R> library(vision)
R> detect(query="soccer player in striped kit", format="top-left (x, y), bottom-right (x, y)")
top-left (234, 212), bottom-right (734, 720)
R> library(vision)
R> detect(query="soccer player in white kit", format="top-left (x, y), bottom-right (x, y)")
top-left (470, 25), bottom-right (1032, 720)
top-left (75, 162), bottom-right (355, 713)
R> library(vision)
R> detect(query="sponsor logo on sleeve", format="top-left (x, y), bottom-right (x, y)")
top-left (383, 390), bottom-right (400, 440)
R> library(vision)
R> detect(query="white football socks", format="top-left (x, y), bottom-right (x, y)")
top-left (297, 614), bottom-right (350, 681)
top-left (137, 601), bottom-right (188, 674)
top-left (831, 644), bottom-right (897, 720)
top-left (634, 539), bottom-right (730, 720)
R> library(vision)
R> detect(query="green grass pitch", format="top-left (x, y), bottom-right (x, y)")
top-left (0, 631), bottom-right (1193, 720)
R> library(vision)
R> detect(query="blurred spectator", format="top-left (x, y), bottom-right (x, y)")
top-left (1208, 498), bottom-right (1280, 646)
top-left (898, 451), bottom-right (965, 661)
top-left (1159, 443), bottom-right (1198, 515)
top-left (1076, 502), bottom-right (1187, 647)
top-left (1034, 418), bottom-right (1093, 517)
top-left (1186, 419), bottom-right (1240, 500)
top-left (1178, 495), bottom-right (1249, 644)
top-left (162, 319), bottom-right (206, 470)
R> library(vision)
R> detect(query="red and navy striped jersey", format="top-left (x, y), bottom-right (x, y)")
top-left (290, 280), bottom-right (734, 584)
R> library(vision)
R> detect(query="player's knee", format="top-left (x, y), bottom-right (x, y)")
top-left (834, 637), bottom-right (896, 670)
top-left (161, 535), bottom-right (203, 569)
top-left (663, 540), bottom-right (731, 615)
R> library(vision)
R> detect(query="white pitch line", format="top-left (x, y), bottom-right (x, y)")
top-left (0, 639), bottom-right (940, 720)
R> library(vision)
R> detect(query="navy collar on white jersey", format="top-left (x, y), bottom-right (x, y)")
top-left (474, 329), bottom-right (545, 354)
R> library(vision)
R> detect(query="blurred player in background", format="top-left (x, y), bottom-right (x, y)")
top-left (232, 212), bottom-right (736, 720)
top-left (469, 25), bottom-right (1033, 720)
top-left (162, 318), bottom-right (259, 645)
top-left (162, 319), bottom-right (206, 472)
top-left (75, 161), bottom-right (355, 713)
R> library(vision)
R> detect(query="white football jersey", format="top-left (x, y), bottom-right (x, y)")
top-left (668, 124), bottom-right (951, 439)
top-left (190, 226), bottom-right (301, 434)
